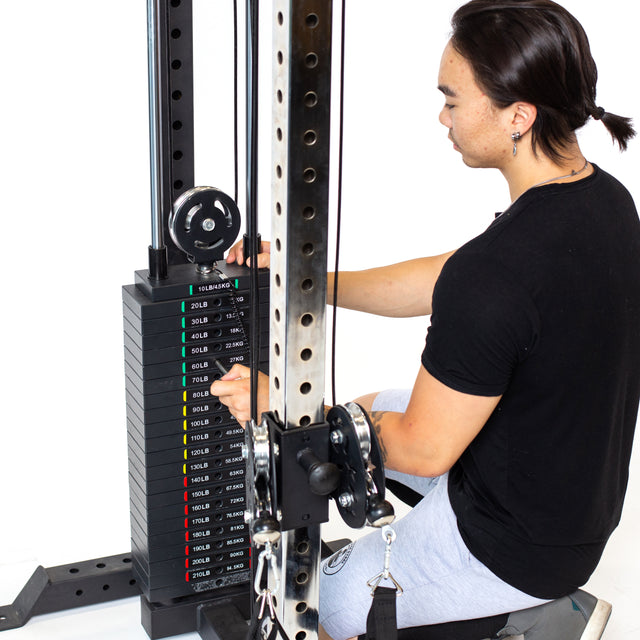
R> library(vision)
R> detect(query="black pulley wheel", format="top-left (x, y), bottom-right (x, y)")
top-left (327, 403), bottom-right (390, 528)
top-left (169, 186), bottom-right (240, 263)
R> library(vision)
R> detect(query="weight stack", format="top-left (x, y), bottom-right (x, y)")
top-left (122, 263), bottom-right (269, 611)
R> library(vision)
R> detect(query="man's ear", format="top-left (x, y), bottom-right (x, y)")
top-left (511, 101), bottom-right (537, 136)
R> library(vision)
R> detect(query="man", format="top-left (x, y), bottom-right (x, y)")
top-left (213, 2), bottom-right (639, 638)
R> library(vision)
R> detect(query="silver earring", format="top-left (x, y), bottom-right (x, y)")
top-left (511, 132), bottom-right (522, 157)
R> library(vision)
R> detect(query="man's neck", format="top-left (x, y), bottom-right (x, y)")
top-left (502, 142), bottom-right (589, 203)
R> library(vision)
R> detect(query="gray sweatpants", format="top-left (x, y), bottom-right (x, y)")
top-left (319, 389), bottom-right (548, 640)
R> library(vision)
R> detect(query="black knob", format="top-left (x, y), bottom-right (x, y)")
top-left (366, 495), bottom-right (395, 527)
top-left (252, 515), bottom-right (281, 545)
top-left (297, 448), bottom-right (341, 496)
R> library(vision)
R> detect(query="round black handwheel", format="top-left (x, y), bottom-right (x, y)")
top-left (169, 186), bottom-right (240, 264)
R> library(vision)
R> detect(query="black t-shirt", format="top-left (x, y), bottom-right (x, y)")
top-left (422, 165), bottom-right (640, 599)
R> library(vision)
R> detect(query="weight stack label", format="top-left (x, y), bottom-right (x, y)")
top-left (123, 263), bottom-right (268, 601)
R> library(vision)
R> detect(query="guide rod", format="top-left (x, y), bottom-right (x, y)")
top-left (147, 0), bottom-right (164, 252)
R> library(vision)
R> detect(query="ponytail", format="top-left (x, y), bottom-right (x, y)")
top-left (591, 106), bottom-right (636, 151)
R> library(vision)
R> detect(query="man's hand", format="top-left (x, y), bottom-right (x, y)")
top-left (226, 240), bottom-right (271, 269)
top-left (210, 364), bottom-right (269, 423)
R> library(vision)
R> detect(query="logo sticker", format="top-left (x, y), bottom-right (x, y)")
top-left (322, 542), bottom-right (355, 575)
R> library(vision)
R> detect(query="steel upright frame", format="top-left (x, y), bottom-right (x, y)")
top-left (270, 2), bottom-right (333, 638)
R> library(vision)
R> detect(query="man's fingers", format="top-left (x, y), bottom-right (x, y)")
top-left (227, 240), bottom-right (271, 268)
top-left (226, 244), bottom-right (245, 265)
top-left (246, 253), bottom-right (270, 269)
top-left (221, 364), bottom-right (249, 381)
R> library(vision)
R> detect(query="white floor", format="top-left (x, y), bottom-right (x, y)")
top-left (1, 440), bottom-right (639, 640)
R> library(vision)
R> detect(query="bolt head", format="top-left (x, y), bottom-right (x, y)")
top-left (338, 492), bottom-right (354, 508)
top-left (202, 218), bottom-right (215, 232)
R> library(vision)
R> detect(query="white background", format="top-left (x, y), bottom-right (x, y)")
top-left (0, 1), bottom-right (638, 638)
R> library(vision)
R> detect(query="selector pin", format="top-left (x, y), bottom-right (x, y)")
top-left (214, 359), bottom-right (229, 376)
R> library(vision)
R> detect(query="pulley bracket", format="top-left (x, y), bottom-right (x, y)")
top-left (267, 413), bottom-right (337, 532)
top-left (244, 405), bottom-right (394, 535)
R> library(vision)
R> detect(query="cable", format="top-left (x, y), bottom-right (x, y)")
top-left (246, 0), bottom-right (260, 424)
top-left (331, 0), bottom-right (347, 407)
top-left (233, 0), bottom-right (239, 205)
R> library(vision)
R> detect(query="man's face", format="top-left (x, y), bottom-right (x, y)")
top-left (437, 41), bottom-right (513, 169)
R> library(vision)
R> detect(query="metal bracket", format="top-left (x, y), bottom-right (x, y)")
top-left (0, 553), bottom-right (139, 632)
top-left (140, 587), bottom-right (250, 640)
top-left (197, 599), bottom-right (249, 640)
top-left (0, 550), bottom-right (253, 639)
top-left (270, 416), bottom-right (334, 531)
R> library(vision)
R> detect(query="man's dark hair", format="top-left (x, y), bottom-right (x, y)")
top-left (451, 0), bottom-right (635, 160)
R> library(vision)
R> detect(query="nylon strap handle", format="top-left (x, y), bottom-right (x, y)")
top-left (365, 586), bottom-right (398, 640)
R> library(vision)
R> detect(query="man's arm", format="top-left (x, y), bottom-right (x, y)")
top-left (327, 252), bottom-right (455, 317)
top-left (225, 240), bottom-right (455, 318)
top-left (355, 366), bottom-right (501, 477)
top-left (211, 363), bottom-right (498, 479)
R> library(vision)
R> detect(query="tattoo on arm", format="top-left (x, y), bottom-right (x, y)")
top-left (369, 411), bottom-right (389, 464)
